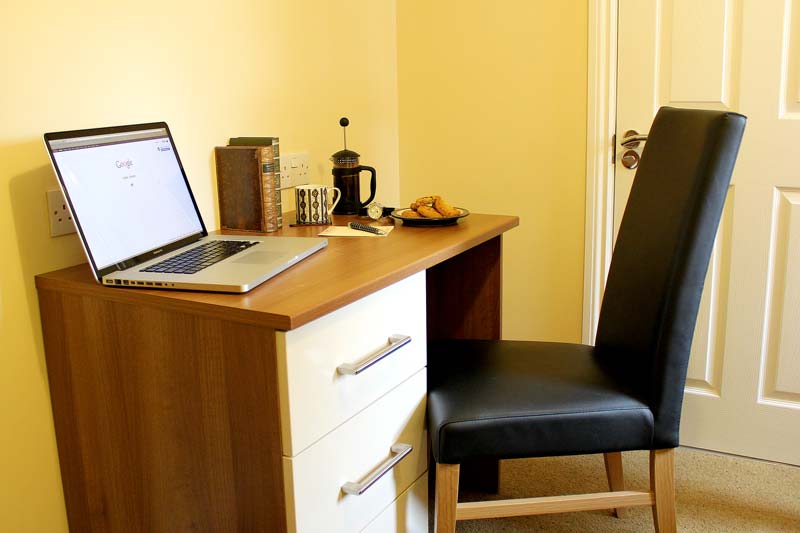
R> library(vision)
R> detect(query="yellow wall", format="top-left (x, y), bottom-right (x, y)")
top-left (397, 1), bottom-right (587, 341)
top-left (0, 1), bottom-right (399, 530)
top-left (1, 1), bottom-right (587, 530)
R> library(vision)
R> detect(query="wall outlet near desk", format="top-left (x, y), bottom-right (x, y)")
top-left (279, 152), bottom-right (311, 189)
top-left (47, 189), bottom-right (77, 237)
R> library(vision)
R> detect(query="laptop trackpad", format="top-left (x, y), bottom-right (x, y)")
top-left (233, 251), bottom-right (283, 264)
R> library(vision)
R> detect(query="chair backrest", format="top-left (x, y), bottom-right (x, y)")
top-left (594, 107), bottom-right (745, 448)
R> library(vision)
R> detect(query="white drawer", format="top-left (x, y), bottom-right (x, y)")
top-left (361, 473), bottom-right (428, 533)
top-left (277, 271), bottom-right (426, 456)
top-left (283, 369), bottom-right (428, 533)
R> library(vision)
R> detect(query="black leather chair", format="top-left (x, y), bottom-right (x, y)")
top-left (427, 107), bottom-right (746, 532)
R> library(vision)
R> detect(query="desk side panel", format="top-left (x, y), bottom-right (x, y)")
top-left (38, 288), bottom-right (286, 533)
top-left (426, 235), bottom-right (503, 341)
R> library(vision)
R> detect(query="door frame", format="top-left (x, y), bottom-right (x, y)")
top-left (582, 0), bottom-right (617, 343)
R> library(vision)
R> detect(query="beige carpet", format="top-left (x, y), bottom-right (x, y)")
top-left (435, 447), bottom-right (800, 532)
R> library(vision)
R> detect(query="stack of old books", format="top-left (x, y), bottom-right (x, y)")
top-left (214, 136), bottom-right (282, 232)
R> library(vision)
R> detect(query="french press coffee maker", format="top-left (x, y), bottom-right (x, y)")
top-left (331, 117), bottom-right (376, 215)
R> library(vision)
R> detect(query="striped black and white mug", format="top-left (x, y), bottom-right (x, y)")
top-left (294, 184), bottom-right (341, 225)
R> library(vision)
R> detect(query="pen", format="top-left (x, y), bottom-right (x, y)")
top-left (348, 222), bottom-right (387, 236)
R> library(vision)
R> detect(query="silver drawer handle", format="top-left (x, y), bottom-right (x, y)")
top-left (336, 334), bottom-right (411, 375)
top-left (341, 443), bottom-right (413, 496)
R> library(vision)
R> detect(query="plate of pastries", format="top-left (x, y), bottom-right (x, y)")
top-left (391, 195), bottom-right (469, 226)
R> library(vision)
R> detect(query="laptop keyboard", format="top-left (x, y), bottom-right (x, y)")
top-left (141, 240), bottom-right (258, 275)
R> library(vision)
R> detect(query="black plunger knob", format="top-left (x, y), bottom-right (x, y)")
top-left (340, 117), bottom-right (350, 149)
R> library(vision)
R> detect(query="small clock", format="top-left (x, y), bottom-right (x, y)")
top-left (367, 202), bottom-right (385, 220)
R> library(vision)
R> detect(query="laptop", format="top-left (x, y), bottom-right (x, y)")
top-left (43, 122), bottom-right (327, 293)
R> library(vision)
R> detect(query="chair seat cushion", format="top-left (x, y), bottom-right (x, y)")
top-left (427, 340), bottom-right (655, 464)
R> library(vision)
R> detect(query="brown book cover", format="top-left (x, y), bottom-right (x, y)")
top-left (214, 146), bottom-right (278, 232)
top-left (229, 136), bottom-right (282, 230)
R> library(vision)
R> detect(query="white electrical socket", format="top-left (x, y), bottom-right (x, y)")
top-left (279, 152), bottom-right (311, 189)
top-left (47, 189), bottom-right (77, 237)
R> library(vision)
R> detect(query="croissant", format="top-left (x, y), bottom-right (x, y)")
top-left (416, 205), bottom-right (443, 218)
top-left (434, 197), bottom-right (460, 217)
top-left (410, 195), bottom-right (439, 210)
top-left (405, 195), bottom-right (460, 218)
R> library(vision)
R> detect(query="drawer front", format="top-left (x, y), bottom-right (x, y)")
top-left (283, 369), bottom-right (427, 533)
top-left (277, 271), bottom-right (426, 455)
top-left (361, 473), bottom-right (428, 533)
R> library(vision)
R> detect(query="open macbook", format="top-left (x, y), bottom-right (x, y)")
top-left (43, 122), bottom-right (327, 293)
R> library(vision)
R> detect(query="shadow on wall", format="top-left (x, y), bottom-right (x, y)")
top-left (4, 140), bottom-right (86, 380)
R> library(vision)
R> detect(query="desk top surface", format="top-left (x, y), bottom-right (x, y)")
top-left (36, 212), bottom-right (518, 330)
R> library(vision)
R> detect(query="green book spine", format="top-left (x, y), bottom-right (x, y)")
top-left (229, 136), bottom-right (275, 146)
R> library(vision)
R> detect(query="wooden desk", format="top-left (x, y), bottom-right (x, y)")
top-left (36, 213), bottom-right (518, 532)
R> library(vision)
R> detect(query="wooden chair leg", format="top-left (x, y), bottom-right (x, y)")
top-left (604, 451), bottom-right (625, 518)
top-left (435, 463), bottom-right (460, 533)
top-left (650, 449), bottom-right (676, 533)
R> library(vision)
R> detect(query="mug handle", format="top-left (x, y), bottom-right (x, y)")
top-left (357, 166), bottom-right (377, 208)
top-left (327, 187), bottom-right (341, 215)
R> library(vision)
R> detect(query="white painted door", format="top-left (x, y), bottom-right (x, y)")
top-left (616, 0), bottom-right (800, 465)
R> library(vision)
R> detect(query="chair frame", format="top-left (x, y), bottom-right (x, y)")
top-left (434, 449), bottom-right (676, 532)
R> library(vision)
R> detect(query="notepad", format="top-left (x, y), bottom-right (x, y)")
top-left (318, 225), bottom-right (394, 237)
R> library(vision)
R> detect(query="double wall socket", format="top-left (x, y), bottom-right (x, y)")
top-left (47, 189), bottom-right (77, 237)
top-left (279, 152), bottom-right (311, 189)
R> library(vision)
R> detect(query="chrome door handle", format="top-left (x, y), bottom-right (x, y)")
top-left (341, 443), bottom-right (413, 495)
top-left (336, 334), bottom-right (412, 375)
top-left (620, 129), bottom-right (648, 148)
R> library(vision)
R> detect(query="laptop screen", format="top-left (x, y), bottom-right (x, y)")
top-left (45, 124), bottom-right (206, 275)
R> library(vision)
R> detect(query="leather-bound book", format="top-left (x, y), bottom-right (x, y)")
top-left (229, 136), bottom-right (282, 228)
top-left (214, 145), bottom-right (279, 232)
